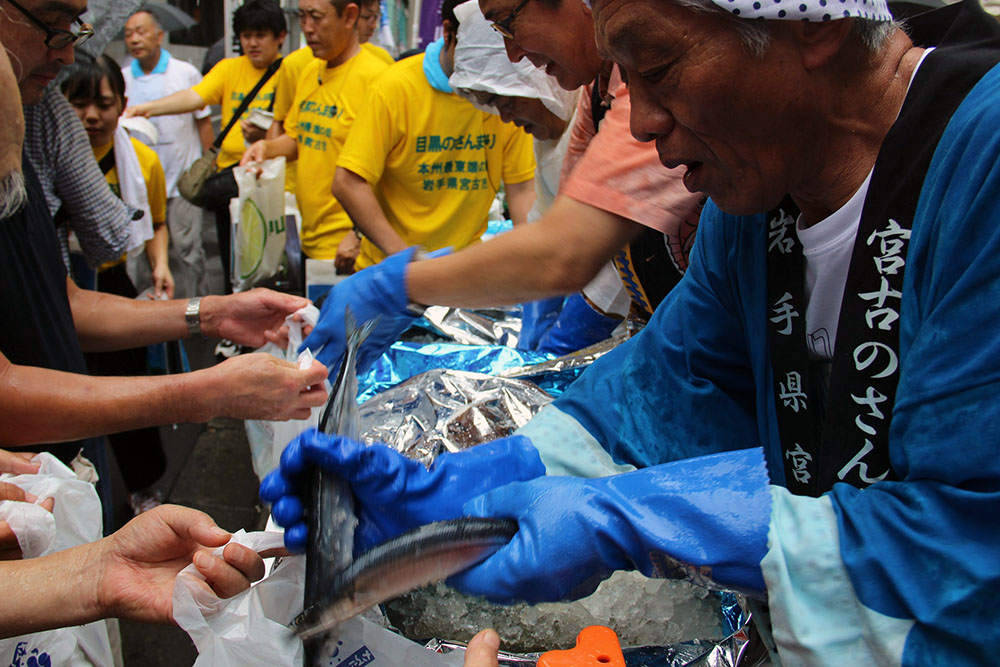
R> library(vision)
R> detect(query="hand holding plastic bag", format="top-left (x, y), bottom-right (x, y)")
top-left (173, 530), bottom-right (465, 667)
top-left (0, 453), bottom-right (114, 666)
top-left (0, 452), bottom-right (102, 558)
top-left (245, 304), bottom-right (328, 480)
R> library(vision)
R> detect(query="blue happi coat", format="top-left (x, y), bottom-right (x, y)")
top-left (520, 1), bottom-right (1000, 663)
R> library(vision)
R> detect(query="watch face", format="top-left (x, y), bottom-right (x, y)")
top-left (186, 297), bottom-right (202, 335)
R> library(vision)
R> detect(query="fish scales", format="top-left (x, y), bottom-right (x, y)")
top-left (294, 518), bottom-right (518, 641)
top-left (303, 309), bottom-right (377, 665)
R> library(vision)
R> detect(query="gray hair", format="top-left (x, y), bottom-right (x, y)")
top-left (0, 170), bottom-right (26, 220)
top-left (670, 0), bottom-right (896, 57)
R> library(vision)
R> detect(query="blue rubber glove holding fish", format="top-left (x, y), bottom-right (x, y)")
top-left (260, 430), bottom-right (546, 554)
top-left (302, 247), bottom-right (449, 372)
top-left (449, 447), bottom-right (772, 604)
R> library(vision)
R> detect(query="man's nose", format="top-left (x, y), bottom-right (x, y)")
top-left (503, 38), bottom-right (528, 65)
top-left (628, 81), bottom-right (673, 143)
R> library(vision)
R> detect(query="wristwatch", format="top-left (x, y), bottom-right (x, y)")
top-left (185, 297), bottom-right (203, 337)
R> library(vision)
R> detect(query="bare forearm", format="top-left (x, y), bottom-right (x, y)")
top-left (146, 224), bottom-right (169, 273)
top-left (332, 167), bottom-right (406, 256)
top-left (0, 541), bottom-right (102, 637)
top-left (408, 196), bottom-right (642, 307)
top-left (196, 116), bottom-right (214, 151)
top-left (260, 134), bottom-right (298, 162)
top-left (266, 120), bottom-right (286, 140)
top-left (0, 362), bottom-right (222, 445)
top-left (137, 89), bottom-right (206, 118)
top-left (68, 280), bottom-right (233, 351)
top-left (505, 178), bottom-right (535, 227)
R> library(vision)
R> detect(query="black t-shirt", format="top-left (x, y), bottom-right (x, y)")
top-left (1, 155), bottom-right (90, 462)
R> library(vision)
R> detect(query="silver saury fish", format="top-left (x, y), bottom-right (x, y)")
top-left (293, 517), bottom-right (518, 641)
top-left (302, 309), bottom-right (377, 664)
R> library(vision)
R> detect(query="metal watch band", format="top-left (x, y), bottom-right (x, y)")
top-left (185, 297), bottom-right (203, 337)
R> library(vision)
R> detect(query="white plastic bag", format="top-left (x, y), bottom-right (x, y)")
top-left (245, 305), bottom-right (327, 480)
top-left (0, 454), bottom-right (114, 667)
top-left (172, 531), bottom-right (464, 667)
top-left (231, 157), bottom-right (287, 292)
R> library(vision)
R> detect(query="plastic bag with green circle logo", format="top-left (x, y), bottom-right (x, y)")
top-left (230, 157), bottom-right (287, 292)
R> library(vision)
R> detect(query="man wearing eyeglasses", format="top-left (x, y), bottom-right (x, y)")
top-left (303, 0), bottom-right (701, 374)
top-left (357, 1), bottom-right (394, 64)
top-left (0, 0), bottom-right (92, 104)
top-left (0, 0), bottom-right (329, 529)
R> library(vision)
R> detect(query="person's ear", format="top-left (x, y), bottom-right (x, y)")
top-left (344, 3), bottom-right (360, 28)
top-left (788, 19), bottom-right (853, 71)
top-left (442, 18), bottom-right (458, 49)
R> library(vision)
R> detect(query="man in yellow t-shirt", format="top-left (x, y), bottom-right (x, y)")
top-left (332, 0), bottom-right (535, 272)
top-left (123, 0), bottom-right (287, 292)
top-left (242, 0), bottom-right (389, 270)
top-left (268, 45), bottom-right (318, 194)
top-left (356, 1), bottom-right (394, 65)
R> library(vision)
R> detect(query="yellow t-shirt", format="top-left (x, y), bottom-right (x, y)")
top-left (337, 53), bottom-right (535, 269)
top-left (285, 48), bottom-right (389, 259)
top-left (361, 42), bottom-right (394, 65)
top-left (93, 137), bottom-right (168, 270)
top-left (272, 46), bottom-right (319, 194)
top-left (192, 55), bottom-right (279, 169)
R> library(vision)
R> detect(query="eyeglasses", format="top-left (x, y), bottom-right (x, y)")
top-left (4, 0), bottom-right (94, 49)
top-left (489, 0), bottom-right (530, 40)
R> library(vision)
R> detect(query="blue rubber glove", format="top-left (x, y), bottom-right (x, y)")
top-left (517, 296), bottom-right (565, 351)
top-left (259, 429), bottom-right (546, 554)
top-left (449, 447), bottom-right (772, 604)
top-left (536, 292), bottom-right (620, 356)
top-left (302, 247), bottom-right (419, 372)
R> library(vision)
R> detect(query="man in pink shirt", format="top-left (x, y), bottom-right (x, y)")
top-left (303, 0), bottom-right (703, 370)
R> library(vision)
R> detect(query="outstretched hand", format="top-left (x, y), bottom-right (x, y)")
top-left (0, 480), bottom-right (54, 560)
top-left (93, 505), bottom-right (280, 625)
top-left (203, 289), bottom-right (311, 348)
top-left (207, 354), bottom-right (328, 422)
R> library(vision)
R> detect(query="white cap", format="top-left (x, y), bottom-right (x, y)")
top-left (449, 0), bottom-right (580, 121)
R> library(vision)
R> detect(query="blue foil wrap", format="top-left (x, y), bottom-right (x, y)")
top-left (359, 341), bottom-right (558, 404)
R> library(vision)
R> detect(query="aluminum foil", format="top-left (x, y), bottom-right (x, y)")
top-left (358, 342), bottom-right (552, 403)
top-left (352, 307), bottom-right (752, 667)
top-left (499, 332), bottom-right (631, 379)
top-left (418, 305), bottom-right (523, 347)
top-left (358, 369), bottom-right (553, 466)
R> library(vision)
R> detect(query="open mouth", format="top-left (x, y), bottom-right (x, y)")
top-left (682, 162), bottom-right (703, 191)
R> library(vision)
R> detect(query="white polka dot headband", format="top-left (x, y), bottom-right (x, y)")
top-left (711, 0), bottom-right (892, 21)
top-left (582, 0), bottom-right (893, 22)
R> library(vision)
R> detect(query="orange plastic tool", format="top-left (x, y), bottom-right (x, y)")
top-left (537, 625), bottom-right (627, 667)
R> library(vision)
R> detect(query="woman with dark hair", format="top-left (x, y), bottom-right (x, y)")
top-left (62, 54), bottom-right (171, 517)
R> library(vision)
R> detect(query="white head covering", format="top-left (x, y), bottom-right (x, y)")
top-left (449, 0), bottom-right (579, 122)
top-left (581, 0), bottom-right (892, 22)
top-left (710, 0), bottom-right (892, 22)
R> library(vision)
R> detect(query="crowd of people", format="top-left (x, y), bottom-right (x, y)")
top-left (2, 0), bottom-right (999, 663)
